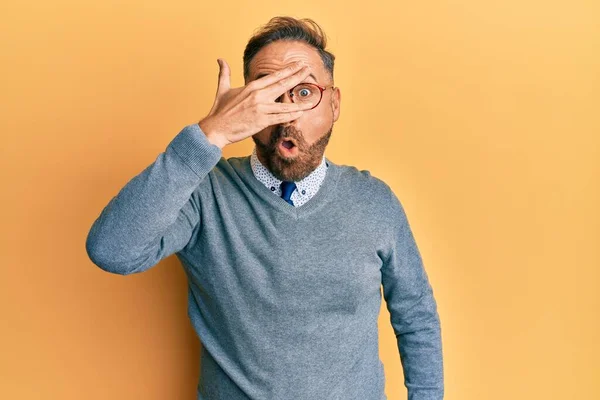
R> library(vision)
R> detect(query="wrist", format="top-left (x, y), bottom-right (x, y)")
top-left (198, 118), bottom-right (228, 149)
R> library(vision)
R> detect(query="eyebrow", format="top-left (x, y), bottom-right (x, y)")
top-left (255, 72), bottom-right (318, 83)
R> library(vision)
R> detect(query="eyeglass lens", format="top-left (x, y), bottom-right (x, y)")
top-left (276, 83), bottom-right (322, 109)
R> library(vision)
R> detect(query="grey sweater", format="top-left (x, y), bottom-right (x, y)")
top-left (85, 122), bottom-right (444, 400)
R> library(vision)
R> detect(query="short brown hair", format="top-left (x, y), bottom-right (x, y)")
top-left (243, 16), bottom-right (336, 83)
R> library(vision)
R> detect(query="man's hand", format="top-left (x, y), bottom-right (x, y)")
top-left (198, 58), bottom-right (315, 149)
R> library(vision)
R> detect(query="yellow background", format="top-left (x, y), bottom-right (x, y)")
top-left (1, 1), bottom-right (598, 399)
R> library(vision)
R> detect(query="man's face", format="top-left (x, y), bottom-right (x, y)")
top-left (246, 40), bottom-right (341, 182)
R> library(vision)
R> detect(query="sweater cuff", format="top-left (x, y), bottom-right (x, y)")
top-left (167, 122), bottom-right (223, 177)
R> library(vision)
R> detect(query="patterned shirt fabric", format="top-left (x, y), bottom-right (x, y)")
top-left (250, 146), bottom-right (328, 207)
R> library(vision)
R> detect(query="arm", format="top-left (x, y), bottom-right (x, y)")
top-left (85, 123), bottom-right (222, 275)
top-left (381, 188), bottom-right (444, 400)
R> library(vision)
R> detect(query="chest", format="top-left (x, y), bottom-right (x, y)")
top-left (182, 202), bottom-right (387, 317)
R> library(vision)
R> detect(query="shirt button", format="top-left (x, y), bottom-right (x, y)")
top-left (302, 190), bottom-right (306, 195)
top-left (270, 186), bottom-right (275, 191)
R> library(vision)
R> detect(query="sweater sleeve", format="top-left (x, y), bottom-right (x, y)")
top-left (381, 188), bottom-right (444, 400)
top-left (85, 123), bottom-right (222, 275)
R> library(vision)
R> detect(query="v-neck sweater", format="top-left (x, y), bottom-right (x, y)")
top-left (85, 122), bottom-right (444, 400)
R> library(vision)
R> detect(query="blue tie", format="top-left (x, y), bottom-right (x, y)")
top-left (280, 181), bottom-right (296, 206)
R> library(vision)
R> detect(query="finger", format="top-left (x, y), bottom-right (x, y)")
top-left (263, 65), bottom-right (313, 101)
top-left (250, 61), bottom-right (307, 91)
top-left (216, 58), bottom-right (231, 96)
top-left (266, 110), bottom-right (304, 125)
top-left (261, 102), bottom-right (314, 114)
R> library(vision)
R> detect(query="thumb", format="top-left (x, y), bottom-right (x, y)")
top-left (216, 58), bottom-right (231, 96)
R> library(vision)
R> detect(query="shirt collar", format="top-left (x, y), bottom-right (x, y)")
top-left (250, 147), bottom-right (328, 198)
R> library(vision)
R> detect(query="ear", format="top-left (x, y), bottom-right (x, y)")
top-left (331, 86), bottom-right (341, 122)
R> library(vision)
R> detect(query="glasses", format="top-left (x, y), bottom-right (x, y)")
top-left (276, 83), bottom-right (335, 110)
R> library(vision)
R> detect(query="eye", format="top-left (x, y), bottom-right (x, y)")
top-left (298, 88), bottom-right (311, 97)
top-left (293, 83), bottom-right (316, 98)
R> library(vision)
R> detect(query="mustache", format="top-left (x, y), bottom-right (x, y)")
top-left (270, 125), bottom-right (302, 146)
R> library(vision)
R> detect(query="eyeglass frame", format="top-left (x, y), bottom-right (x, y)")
top-left (280, 83), bottom-right (336, 110)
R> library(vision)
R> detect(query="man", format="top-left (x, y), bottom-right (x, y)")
top-left (86, 16), bottom-right (444, 400)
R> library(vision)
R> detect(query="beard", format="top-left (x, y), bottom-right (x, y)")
top-left (252, 123), bottom-right (333, 182)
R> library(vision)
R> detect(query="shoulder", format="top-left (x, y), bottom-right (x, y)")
top-left (336, 162), bottom-right (400, 208)
top-left (333, 161), bottom-right (407, 227)
top-left (200, 155), bottom-right (246, 182)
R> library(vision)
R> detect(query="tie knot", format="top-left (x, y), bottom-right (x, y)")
top-left (280, 181), bottom-right (297, 205)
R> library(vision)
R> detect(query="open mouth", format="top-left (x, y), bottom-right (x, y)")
top-left (278, 139), bottom-right (298, 156)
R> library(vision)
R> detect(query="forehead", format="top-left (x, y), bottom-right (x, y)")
top-left (249, 40), bottom-right (324, 80)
